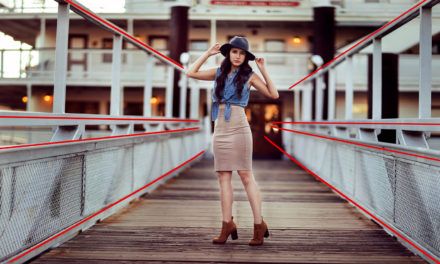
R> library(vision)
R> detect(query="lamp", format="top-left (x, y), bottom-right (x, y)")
top-left (292, 36), bottom-right (301, 44)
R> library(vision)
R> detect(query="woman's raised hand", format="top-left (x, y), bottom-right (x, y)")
top-left (206, 43), bottom-right (221, 56)
top-left (255, 57), bottom-right (265, 69)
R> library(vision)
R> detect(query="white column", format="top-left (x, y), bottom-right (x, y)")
top-left (38, 18), bottom-right (46, 48)
top-left (419, 6), bottom-right (432, 118)
top-left (328, 68), bottom-right (336, 120)
top-left (302, 85), bottom-right (312, 121)
top-left (209, 19), bottom-right (217, 66)
top-left (294, 89), bottom-right (300, 121)
top-left (143, 55), bottom-right (154, 117)
top-left (127, 18), bottom-right (134, 65)
top-left (110, 34), bottom-right (123, 116)
top-left (26, 83), bottom-right (32, 111)
top-left (372, 38), bottom-right (382, 120)
top-left (99, 101), bottom-right (107, 129)
top-left (179, 71), bottom-right (188, 119)
top-left (210, 18), bottom-right (217, 46)
top-left (53, 3), bottom-right (69, 113)
top-left (316, 75), bottom-right (323, 121)
top-left (165, 65), bottom-right (174, 118)
top-left (345, 56), bottom-right (353, 120)
top-left (0, 50), bottom-right (3, 78)
top-left (206, 86), bottom-right (211, 118)
top-left (190, 80), bottom-right (200, 119)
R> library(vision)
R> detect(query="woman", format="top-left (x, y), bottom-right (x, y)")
top-left (187, 36), bottom-right (279, 246)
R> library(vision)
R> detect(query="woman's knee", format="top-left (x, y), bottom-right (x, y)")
top-left (217, 171), bottom-right (232, 181)
top-left (237, 170), bottom-right (253, 186)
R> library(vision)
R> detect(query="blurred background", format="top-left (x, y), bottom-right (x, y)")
top-left (0, 0), bottom-right (439, 157)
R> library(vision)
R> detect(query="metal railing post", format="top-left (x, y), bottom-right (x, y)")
top-left (143, 55), bottom-right (154, 117)
top-left (179, 69), bottom-right (188, 119)
top-left (190, 80), bottom-right (199, 119)
top-left (419, 5), bottom-right (432, 118)
top-left (294, 89), bottom-right (300, 121)
top-left (0, 50), bottom-right (3, 78)
top-left (53, 2), bottom-right (70, 114)
top-left (26, 83), bottom-right (32, 111)
top-left (328, 68), bottom-right (336, 120)
top-left (316, 75), bottom-right (323, 121)
top-left (372, 38), bottom-right (382, 120)
top-left (110, 34), bottom-right (123, 116)
top-left (165, 65), bottom-right (174, 118)
top-left (345, 56), bottom-right (353, 120)
top-left (302, 85), bottom-right (312, 121)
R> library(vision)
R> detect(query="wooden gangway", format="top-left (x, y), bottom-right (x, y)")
top-left (30, 158), bottom-right (425, 263)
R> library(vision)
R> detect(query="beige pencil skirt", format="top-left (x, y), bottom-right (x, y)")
top-left (212, 104), bottom-right (253, 172)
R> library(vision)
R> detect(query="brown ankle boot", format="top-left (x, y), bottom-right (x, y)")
top-left (249, 218), bottom-right (269, 246)
top-left (212, 216), bottom-right (238, 244)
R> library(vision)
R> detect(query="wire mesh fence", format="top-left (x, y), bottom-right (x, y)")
top-left (0, 128), bottom-right (206, 262)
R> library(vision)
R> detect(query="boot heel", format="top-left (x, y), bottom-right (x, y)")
top-left (264, 229), bottom-right (270, 238)
top-left (230, 229), bottom-right (238, 240)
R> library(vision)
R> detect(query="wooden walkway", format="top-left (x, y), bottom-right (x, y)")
top-left (31, 158), bottom-right (426, 263)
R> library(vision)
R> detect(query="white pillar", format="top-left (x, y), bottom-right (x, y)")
top-left (38, 18), bottom-right (46, 48)
top-left (26, 83), bottom-right (32, 111)
top-left (53, 3), bottom-right (69, 114)
top-left (110, 34), bottom-right (123, 116)
top-left (302, 85), bottom-right (312, 121)
top-left (372, 38), bottom-right (382, 120)
top-left (127, 18), bottom-right (134, 65)
top-left (209, 19), bottom-right (217, 66)
top-left (419, 6), bottom-right (432, 118)
top-left (165, 65), bottom-right (174, 118)
top-left (144, 55), bottom-right (154, 117)
top-left (328, 68), bottom-right (336, 120)
top-left (316, 75), bottom-right (324, 121)
top-left (294, 89), bottom-right (300, 121)
top-left (179, 71), bottom-right (188, 119)
top-left (345, 56), bottom-right (353, 120)
top-left (190, 80), bottom-right (200, 119)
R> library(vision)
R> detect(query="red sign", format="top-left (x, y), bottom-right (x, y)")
top-left (210, 0), bottom-right (300, 7)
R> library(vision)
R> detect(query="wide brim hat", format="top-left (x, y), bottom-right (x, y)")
top-left (220, 36), bottom-right (256, 61)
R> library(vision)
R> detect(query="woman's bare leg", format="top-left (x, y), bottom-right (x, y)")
top-left (237, 170), bottom-right (262, 224)
top-left (217, 171), bottom-right (233, 222)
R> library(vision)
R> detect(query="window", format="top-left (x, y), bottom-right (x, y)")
top-left (148, 36), bottom-right (169, 51)
top-left (190, 39), bottom-right (209, 51)
top-left (102, 38), bottom-right (127, 63)
top-left (264, 39), bottom-right (285, 64)
top-left (102, 38), bottom-right (113, 63)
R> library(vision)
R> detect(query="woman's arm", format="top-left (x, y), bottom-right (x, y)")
top-left (250, 58), bottom-right (279, 99)
top-left (186, 43), bottom-right (221, 81)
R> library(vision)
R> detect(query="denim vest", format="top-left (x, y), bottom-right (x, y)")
top-left (211, 67), bottom-right (253, 122)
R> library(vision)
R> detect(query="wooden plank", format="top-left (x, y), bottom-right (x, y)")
top-left (30, 159), bottom-right (426, 263)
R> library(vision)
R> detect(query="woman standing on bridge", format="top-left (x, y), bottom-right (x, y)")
top-left (187, 36), bottom-right (279, 246)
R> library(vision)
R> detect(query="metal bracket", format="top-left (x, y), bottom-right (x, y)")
top-left (165, 123), bottom-right (184, 130)
top-left (111, 124), bottom-right (134, 136)
top-left (397, 130), bottom-right (429, 149)
top-left (143, 123), bottom-right (165, 132)
top-left (357, 128), bottom-right (379, 142)
top-left (50, 125), bottom-right (84, 142)
top-left (331, 126), bottom-right (350, 138)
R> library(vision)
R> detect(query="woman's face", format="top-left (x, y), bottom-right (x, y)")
top-left (229, 47), bottom-right (246, 67)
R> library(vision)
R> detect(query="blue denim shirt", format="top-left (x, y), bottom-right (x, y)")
top-left (211, 67), bottom-right (253, 122)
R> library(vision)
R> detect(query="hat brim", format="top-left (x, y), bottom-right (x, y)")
top-left (220, 43), bottom-right (256, 61)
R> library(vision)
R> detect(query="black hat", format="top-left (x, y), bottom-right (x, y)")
top-left (220, 36), bottom-right (256, 61)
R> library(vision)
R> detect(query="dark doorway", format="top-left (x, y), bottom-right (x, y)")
top-left (246, 102), bottom-right (282, 159)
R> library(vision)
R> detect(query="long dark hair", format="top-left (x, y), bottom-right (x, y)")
top-left (215, 51), bottom-right (252, 100)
